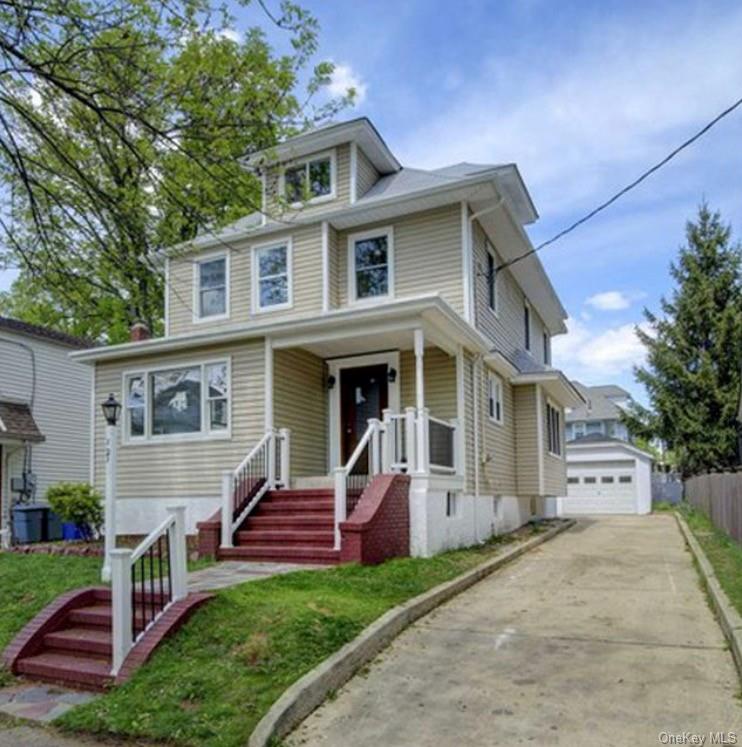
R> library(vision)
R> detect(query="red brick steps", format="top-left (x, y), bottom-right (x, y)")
top-left (217, 486), bottom-right (340, 564)
top-left (3, 586), bottom-right (213, 692)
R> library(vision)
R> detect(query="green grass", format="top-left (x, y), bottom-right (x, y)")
top-left (0, 553), bottom-right (103, 686)
top-left (58, 523), bottom-right (550, 747)
top-left (678, 503), bottom-right (742, 615)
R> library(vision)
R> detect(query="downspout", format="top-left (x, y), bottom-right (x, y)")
top-left (471, 352), bottom-right (485, 542)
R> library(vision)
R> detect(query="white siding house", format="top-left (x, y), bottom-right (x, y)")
top-left (0, 318), bottom-right (92, 540)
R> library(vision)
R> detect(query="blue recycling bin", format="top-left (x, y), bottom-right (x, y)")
top-left (12, 505), bottom-right (46, 544)
top-left (45, 509), bottom-right (63, 541)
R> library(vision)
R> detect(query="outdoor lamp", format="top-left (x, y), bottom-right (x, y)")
top-left (101, 393), bottom-right (121, 426)
top-left (387, 367), bottom-right (397, 384)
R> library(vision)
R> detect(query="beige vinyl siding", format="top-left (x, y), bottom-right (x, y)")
top-left (472, 219), bottom-right (550, 364)
top-left (543, 393), bottom-right (566, 495)
top-left (480, 369), bottom-right (517, 496)
top-left (513, 384), bottom-right (540, 496)
top-left (336, 205), bottom-right (463, 312)
top-left (356, 147), bottom-right (379, 198)
top-left (399, 347), bottom-right (457, 420)
top-left (273, 348), bottom-right (327, 477)
top-left (167, 224), bottom-right (323, 336)
top-left (93, 340), bottom-right (265, 500)
top-left (327, 224), bottom-right (339, 309)
top-left (264, 144), bottom-right (351, 220)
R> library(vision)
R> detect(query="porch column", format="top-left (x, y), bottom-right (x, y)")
top-left (413, 328), bottom-right (428, 474)
top-left (264, 337), bottom-right (273, 431)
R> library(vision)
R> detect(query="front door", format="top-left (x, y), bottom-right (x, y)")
top-left (340, 364), bottom-right (388, 464)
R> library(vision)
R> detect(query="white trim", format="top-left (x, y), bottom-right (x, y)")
top-left (455, 345), bottom-right (466, 478)
top-left (349, 141), bottom-right (358, 204)
top-left (327, 350), bottom-right (400, 470)
top-left (264, 337), bottom-right (274, 431)
top-left (89, 366), bottom-right (96, 485)
top-left (120, 356), bottom-right (232, 446)
top-left (164, 257), bottom-right (170, 336)
top-left (321, 221), bottom-right (330, 313)
top-left (413, 327), bottom-right (425, 411)
top-left (543, 331), bottom-right (551, 365)
top-left (192, 250), bottom-right (230, 324)
top-left (278, 149), bottom-right (337, 208)
top-left (251, 238), bottom-right (294, 315)
top-left (535, 384), bottom-right (545, 494)
top-left (461, 202), bottom-right (473, 324)
top-left (487, 371), bottom-right (504, 425)
top-left (347, 225), bottom-right (395, 306)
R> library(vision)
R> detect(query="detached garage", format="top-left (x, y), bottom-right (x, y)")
top-left (557, 436), bottom-right (653, 516)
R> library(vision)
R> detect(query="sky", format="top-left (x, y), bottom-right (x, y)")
top-left (2, 0), bottom-right (741, 404)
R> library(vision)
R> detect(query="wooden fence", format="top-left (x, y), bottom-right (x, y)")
top-left (684, 472), bottom-right (742, 543)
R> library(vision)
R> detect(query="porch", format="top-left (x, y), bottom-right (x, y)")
top-left (213, 319), bottom-right (470, 563)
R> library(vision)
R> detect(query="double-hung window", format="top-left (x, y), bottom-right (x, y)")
top-left (546, 400), bottom-right (562, 456)
top-left (196, 255), bottom-right (228, 320)
top-left (486, 244), bottom-right (498, 313)
top-left (543, 332), bottom-right (551, 365)
top-left (488, 372), bottom-right (503, 424)
top-left (349, 228), bottom-right (393, 302)
top-left (524, 301), bottom-right (531, 351)
top-left (253, 241), bottom-right (292, 312)
top-left (283, 153), bottom-right (334, 205)
top-left (123, 359), bottom-right (230, 442)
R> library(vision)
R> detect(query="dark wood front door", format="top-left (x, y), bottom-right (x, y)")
top-left (340, 364), bottom-right (388, 464)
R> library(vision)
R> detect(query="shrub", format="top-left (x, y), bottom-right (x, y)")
top-left (46, 483), bottom-right (104, 541)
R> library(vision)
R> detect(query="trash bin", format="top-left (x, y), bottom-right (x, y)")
top-left (62, 522), bottom-right (84, 541)
top-left (12, 505), bottom-right (46, 544)
top-left (45, 509), bottom-right (63, 541)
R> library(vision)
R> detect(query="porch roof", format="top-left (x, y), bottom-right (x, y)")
top-left (70, 294), bottom-right (491, 364)
top-left (0, 400), bottom-right (45, 443)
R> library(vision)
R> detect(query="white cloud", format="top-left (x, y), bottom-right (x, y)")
top-left (586, 291), bottom-right (631, 311)
top-left (216, 28), bottom-right (242, 43)
top-left (328, 63), bottom-right (367, 105)
top-left (395, 10), bottom-right (742, 219)
top-left (552, 317), bottom-right (652, 382)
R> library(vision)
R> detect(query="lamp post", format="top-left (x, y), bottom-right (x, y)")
top-left (100, 393), bottom-right (121, 582)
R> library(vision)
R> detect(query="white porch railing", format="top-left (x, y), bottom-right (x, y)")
top-left (333, 409), bottom-right (460, 549)
top-left (220, 428), bottom-right (290, 549)
top-left (110, 505), bottom-right (188, 676)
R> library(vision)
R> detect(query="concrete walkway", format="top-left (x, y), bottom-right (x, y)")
top-left (288, 516), bottom-right (742, 746)
top-left (188, 560), bottom-right (329, 592)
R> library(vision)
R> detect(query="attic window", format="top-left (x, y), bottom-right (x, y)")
top-left (283, 153), bottom-right (334, 205)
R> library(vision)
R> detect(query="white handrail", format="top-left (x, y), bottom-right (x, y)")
top-left (110, 505), bottom-right (187, 676)
top-left (220, 429), bottom-right (291, 549)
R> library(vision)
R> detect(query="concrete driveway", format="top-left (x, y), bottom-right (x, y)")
top-left (288, 516), bottom-right (741, 746)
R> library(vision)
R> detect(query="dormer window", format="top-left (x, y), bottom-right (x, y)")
top-left (282, 152), bottom-right (335, 205)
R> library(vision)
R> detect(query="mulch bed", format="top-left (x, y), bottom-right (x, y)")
top-left (5, 542), bottom-right (103, 557)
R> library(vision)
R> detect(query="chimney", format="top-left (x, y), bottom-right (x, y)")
top-left (130, 321), bottom-right (150, 342)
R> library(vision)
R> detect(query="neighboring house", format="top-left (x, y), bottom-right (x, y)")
top-left (559, 382), bottom-right (652, 515)
top-left (71, 117), bottom-right (582, 559)
top-left (565, 382), bottom-right (632, 443)
top-left (0, 317), bottom-right (92, 541)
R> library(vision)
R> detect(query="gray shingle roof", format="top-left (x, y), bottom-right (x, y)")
top-left (507, 349), bottom-right (550, 375)
top-left (567, 382), bottom-right (631, 422)
top-left (0, 400), bottom-right (45, 442)
top-left (0, 317), bottom-right (90, 349)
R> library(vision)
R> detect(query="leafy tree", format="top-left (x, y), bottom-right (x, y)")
top-left (0, 0), bottom-right (351, 341)
top-left (624, 204), bottom-right (742, 476)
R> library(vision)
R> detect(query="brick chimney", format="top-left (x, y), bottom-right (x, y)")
top-left (130, 321), bottom-right (150, 342)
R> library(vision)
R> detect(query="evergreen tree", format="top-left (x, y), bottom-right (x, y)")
top-left (624, 203), bottom-right (742, 475)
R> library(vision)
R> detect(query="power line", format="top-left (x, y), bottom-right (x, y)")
top-left (496, 93), bottom-right (742, 274)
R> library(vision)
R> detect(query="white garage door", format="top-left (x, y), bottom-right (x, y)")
top-left (561, 459), bottom-right (637, 514)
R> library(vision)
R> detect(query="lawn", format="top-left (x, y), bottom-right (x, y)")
top-left (0, 552), bottom-right (103, 686)
top-left (678, 502), bottom-right (742, 615)
top-left (58, 522), bottom-right (553, 747)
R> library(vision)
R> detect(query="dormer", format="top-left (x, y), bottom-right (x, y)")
top-left (242, 118), bottom-right (401, 222)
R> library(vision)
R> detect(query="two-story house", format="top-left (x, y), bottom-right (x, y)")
top-left (71, 117), bottom-right (582, 561)
top-left (565, 383), bottom-right (632, 442)
top-left (0, 317), bottom-right (91, 545)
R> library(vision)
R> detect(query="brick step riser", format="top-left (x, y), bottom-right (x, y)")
top-left (243, 517), bottom-right (334, 530)
top-left (254, 503), bottom-right (334, 514)
top-left (235, 532), bottom-right (334, 546)
top-left (218, 547), bottom-right (340, 564)
top-left (43, 634), bottom-right (112, 657)
top-left (15, 661), bottom-right (111, 692)
top-left (264, 490), bottom-right (335, 499)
